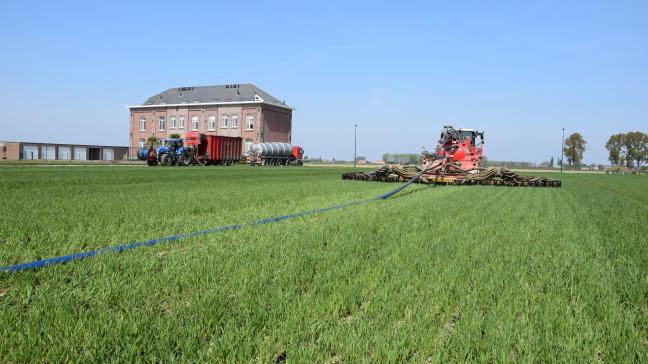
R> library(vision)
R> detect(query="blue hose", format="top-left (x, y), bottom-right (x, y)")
top-left (1, 171), bottom-right (429, 273)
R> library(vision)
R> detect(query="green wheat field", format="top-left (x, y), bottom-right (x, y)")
top-left (0, 166), bottom-right (647, 362)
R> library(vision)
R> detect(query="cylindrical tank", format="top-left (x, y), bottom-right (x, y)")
top-left (137, 147), bottom-right (149, 160)
top-left (252, 142), bottom-right (293, 157)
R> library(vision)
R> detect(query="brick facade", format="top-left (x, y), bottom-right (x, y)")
top-left (129, 104), bottom-right (291, 155)
top-left (0, 142), bottom-right (20, 160)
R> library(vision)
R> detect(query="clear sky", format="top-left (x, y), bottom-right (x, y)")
top-left (1, 0), bottom-right (647, 164)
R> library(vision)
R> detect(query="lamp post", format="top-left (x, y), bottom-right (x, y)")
top-left (560, 128), bottom-right (565, 173)
top-left (354, 124), bottom-right (358, 168)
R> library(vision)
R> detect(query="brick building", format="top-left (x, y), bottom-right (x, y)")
top-left (0, 141), bottom-right (127, 161)
top-left (129, 84), bottom-right (294, 155)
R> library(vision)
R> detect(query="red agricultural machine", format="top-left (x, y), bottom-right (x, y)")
top-left (343, 125), bottom-right (561, 187)
top-left (183, 132), bottom-right (242, 165)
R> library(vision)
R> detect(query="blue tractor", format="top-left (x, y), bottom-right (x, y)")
top-left (137, 138), bottom-right (189, 166)
top-left (156, 138), bottom-right (188, 166)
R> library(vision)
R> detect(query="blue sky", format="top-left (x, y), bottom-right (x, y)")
top-left (1, 0), bottom-right (647, 164)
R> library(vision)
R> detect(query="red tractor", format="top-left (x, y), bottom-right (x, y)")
top-left (343, 125), bottom-right (561, 187)
top-left (420, 125), bottom-right (485, 183)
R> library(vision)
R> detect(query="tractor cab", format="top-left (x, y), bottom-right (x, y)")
top-left (157, 138), bottom-right (183, 154)
top-left (455, 128), bottom-right (484, 148)
top-left (160, 138), bottom-right (183, 147)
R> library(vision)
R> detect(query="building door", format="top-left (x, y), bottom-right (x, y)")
top-left (88, 148), bottom-right (101, 160)
top-left (58, 147), bottom-right (71, 160)
top-left (102, 148), bottom-right (114, 161)
top-left (44, 146), bottom-right (55, 160)
top-left (23, 145), bottom-right (38, 160)
top-left (74, 147), bottom-right (87, 160)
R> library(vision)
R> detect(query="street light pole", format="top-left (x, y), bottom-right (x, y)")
top-left (560, 128), bottom-right (565, 173)
top-left (354, 124), bottom-right (358, 168)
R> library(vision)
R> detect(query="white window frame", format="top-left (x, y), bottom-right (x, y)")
top-left (158, 116), bottom-right (166, 131)
top-left (191, 116), bottom-right (199, 131)
top-left (208, 115), bottom-right (216, 131)
top-left (179, 116), bottom-right (185, 129)
top-left (246, 114), bottom-right (254, 131)
top-left (221, 114), bottom-right (228, 128)
top-left (170, 116), bottom-right (176, 129)
top-left (139, 117), bottom-right (146, 131)
top-left (244, 139), bottom-right (253, 154)
top-left (231, 114), bottom-right (238, 128)
top-left (138, 139), bottom-right (145, 148)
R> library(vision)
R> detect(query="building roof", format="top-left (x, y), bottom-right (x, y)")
top-left (135, 83), bottom-right (293, 110)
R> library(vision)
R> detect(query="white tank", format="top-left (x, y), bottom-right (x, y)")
top-left (252, 142), bottom-right (292, 157)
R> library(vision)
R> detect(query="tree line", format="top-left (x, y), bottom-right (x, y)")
top-left (559, 131), bottom-right (647, 169)
top-left (381, 153), bottom-right (420, 165)
top-left (605, 132), bottom-right (648, 168)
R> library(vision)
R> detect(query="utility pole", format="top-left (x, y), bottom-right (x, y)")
top-left (354, 124), bottom-right (358, 168)
top-left (560, 128), bottom-right (565, 173)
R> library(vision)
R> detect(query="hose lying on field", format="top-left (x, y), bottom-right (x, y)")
top-left (0, 169), bottom-right (433, 273)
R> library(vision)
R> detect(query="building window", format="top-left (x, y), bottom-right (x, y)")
top-left (158, 116), bottom-right (166, 131)
top-left (192, 116), bottom-right (199, 131)
top-left (246, 114), bottom-right (254, 130)
top-left (170, 116), bottom-right (176, 129)
top-left (139, 117), bottom-right (146, 131)
top-left (245, 138), bottom-right (253, 154)
top-left (208, 115), bottom-right (216, 131)
top-left (179, 116), bottom-right (185, 129)
top-left (231, 114), bottom-right (238, 128)
top-left (139, 139), bottom-right (145, 148)
top-left (221, 114), bottom-right (228, 128)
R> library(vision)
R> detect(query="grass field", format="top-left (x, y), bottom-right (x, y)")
top-left (1, 166), bottom-right (647, 362)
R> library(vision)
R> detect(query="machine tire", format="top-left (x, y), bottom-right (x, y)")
top-left (178, 154), bottom-right (192, 166)
top-left (160, 154), bottom-right (174, 166)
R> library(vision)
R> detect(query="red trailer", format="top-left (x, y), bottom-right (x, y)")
top-left (184, 132), bottom-right (242, 165)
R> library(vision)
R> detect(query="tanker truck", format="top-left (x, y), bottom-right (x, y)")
top-left (247, 142), bottom-right (304, 166)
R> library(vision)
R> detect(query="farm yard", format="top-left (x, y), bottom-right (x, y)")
top-left (0, 166), bottom-right (647, 362)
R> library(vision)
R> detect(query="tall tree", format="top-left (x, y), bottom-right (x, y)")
top-left (605, 133), bottom-right (625, 165)
top-left (563, 133), bottom-right (586, 168)
top-left (623, 131), bottom-right (648, 168)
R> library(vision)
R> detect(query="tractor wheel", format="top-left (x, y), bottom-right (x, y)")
top-left (178, 154), bottom-right (192, 166)
top-left (160, 154), bottom-right (174, 166)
